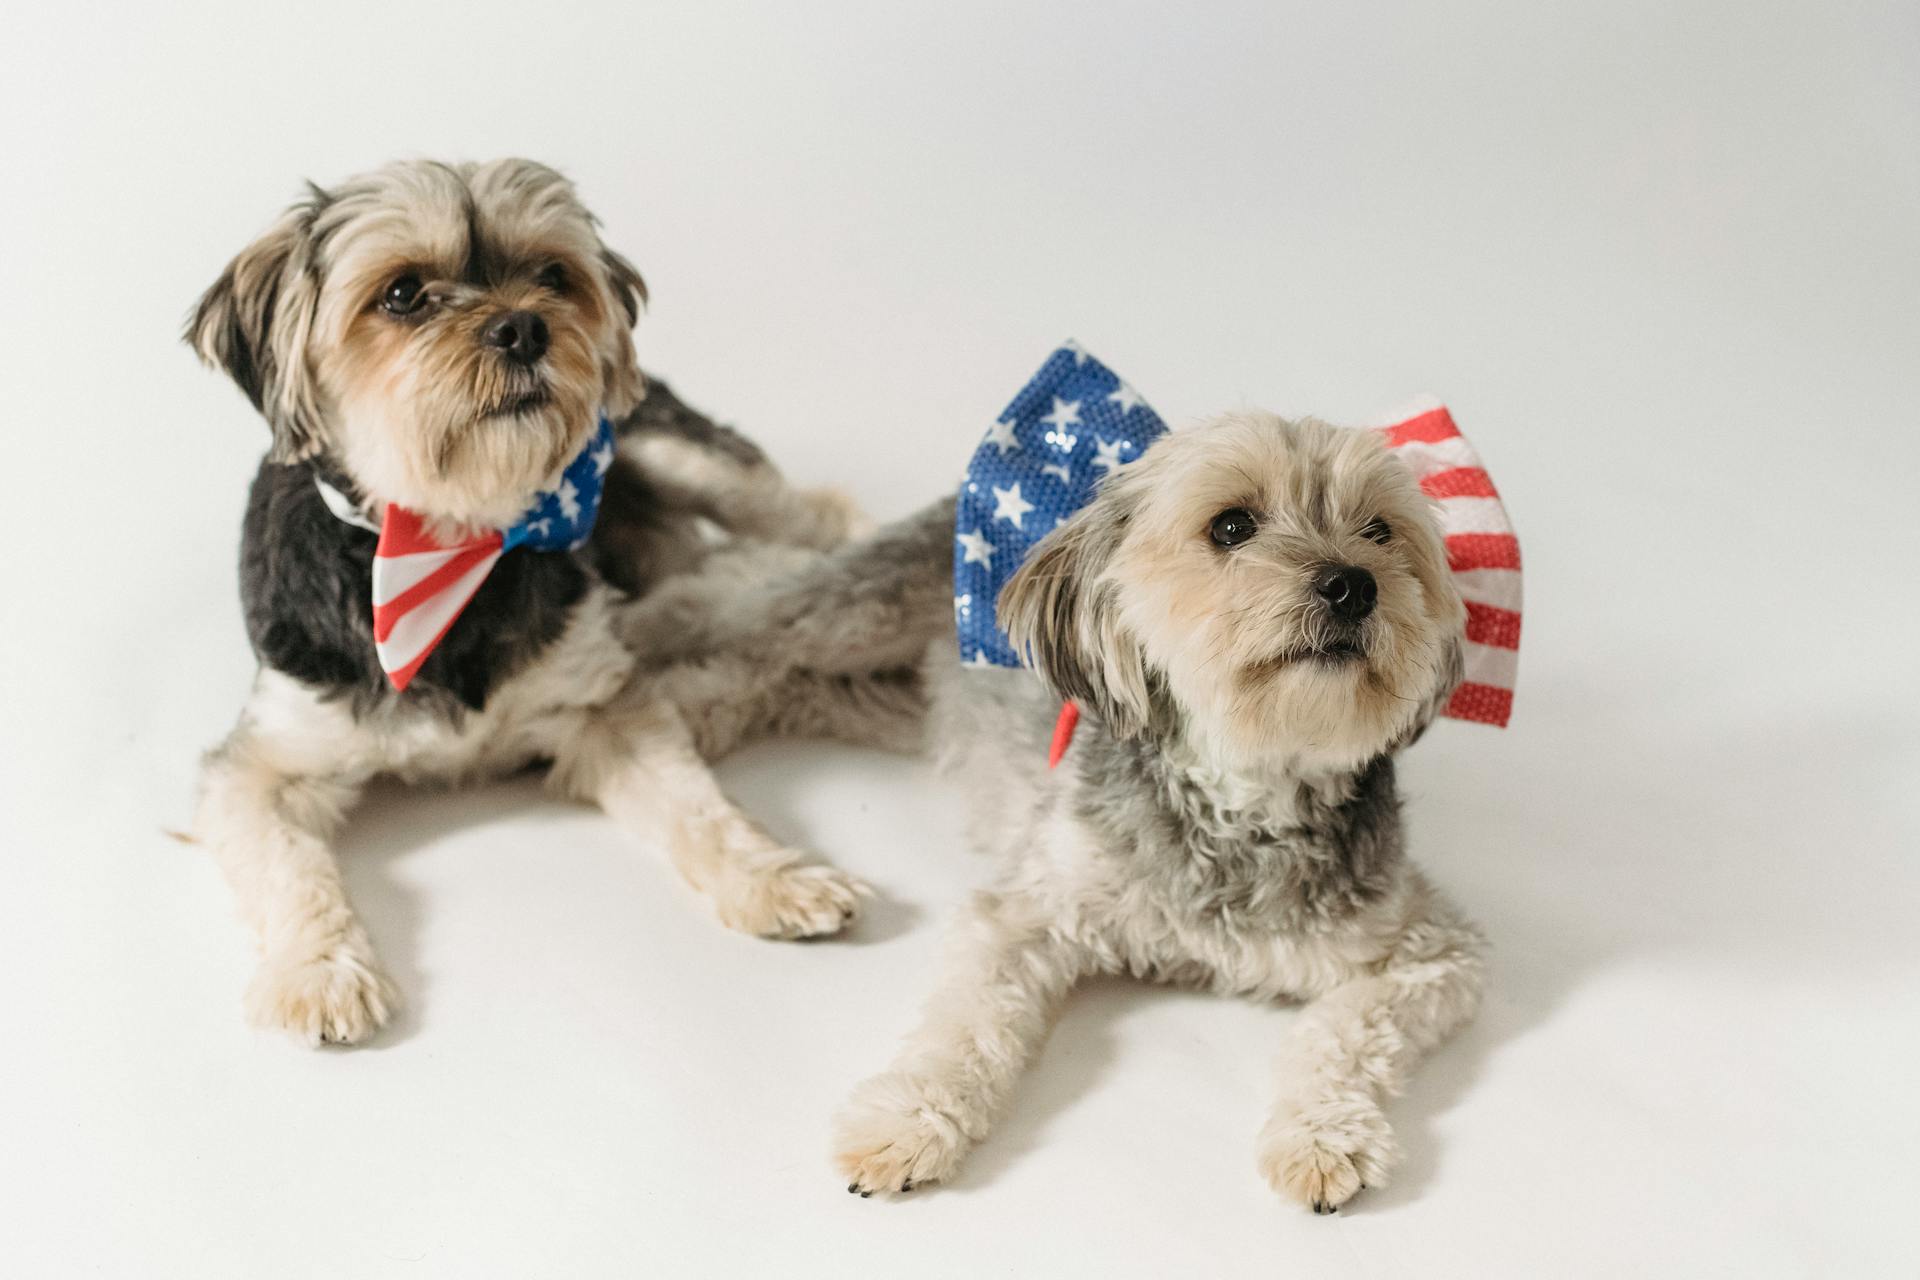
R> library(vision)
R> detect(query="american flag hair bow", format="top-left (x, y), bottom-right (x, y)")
top-left (954, 341), bottom-right (1168, 670)
top-left (1370, 397), bottom-right (1521, 727)
top-left (318, 415), bottom-right (616, 692)
top-left (955, 344), bottom-right (1520, 734)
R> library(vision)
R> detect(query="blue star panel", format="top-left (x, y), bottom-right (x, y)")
top-left (503, 415), bottom-right (615, 552)
top-left (954, 342), bottom-right (1167, 668)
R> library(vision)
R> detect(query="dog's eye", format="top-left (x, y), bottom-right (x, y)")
top-left (536, 264), bottom-right (567, 292)
top-left (1361, 517), bottom-right (1393, 545)
top-left (1209, 507), bottom-right (1259, 548)
top-left (381, 274), bottom-right (426, 316)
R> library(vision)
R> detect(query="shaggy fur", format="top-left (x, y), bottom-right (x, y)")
top-left (187, 158), bottom-right (910, 1046)
top-left (636, 413), bottom-right (1487, 1211)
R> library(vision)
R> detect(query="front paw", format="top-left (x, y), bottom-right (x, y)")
top-left (834, 1073), bottom-right (974, 1196)
top-left (246, 937), bottom-right (397, 1047)
top-left (1256, 1098), bottom-right (1398, 1213)
top-left (713, 860), bottom-right (870, 940)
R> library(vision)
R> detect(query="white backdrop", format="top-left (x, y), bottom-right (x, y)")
top-left (3, 2), bottom-right (1917, 1276)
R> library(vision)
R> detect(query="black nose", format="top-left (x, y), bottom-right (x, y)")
top-left (484, 310), bottom-right (550, 365)
top-left (1314, 566), bottom-right (1378, 622)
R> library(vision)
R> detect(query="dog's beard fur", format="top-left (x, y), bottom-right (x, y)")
top-left (188, 158), bottom-right (649, 529)
top-left (1001, 413), bottom-right (1465, 775)
top-left (322, 275), bottom-right (607, 528)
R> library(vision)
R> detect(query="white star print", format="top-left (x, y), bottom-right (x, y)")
top-left (1107, 382), bottom-right (1145, 414)
top-left (1040, 397), bottom-right (1082, 430)
top-left (991, 482), bottom-right (1035, 529)
top-left (1040, 397), bottom-right (1082, 451)
top-left (983, 417), bottom-right (1021, 454)
top-left (954, 593), bottom-right (971, 618)
top-left (1092, 436), bottom-right (1129, 475)
top-left (957, 527), bottom-right (995, 567)
top-left (557, 478), bottom-right (581, 522)
top-left (1062, 340), bottom-right (1090, 366)
top-left (1041, 463), bottom-right (1072, 484)
top-left (591, 441), bottom-right (614, 475)
top-left (526, 517), bottom-right (552, 537)
top-left (964, 650), bottom-right (998, 669)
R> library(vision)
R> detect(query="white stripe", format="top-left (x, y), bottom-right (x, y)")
top-left (1387, 434), bottom-right (1479, 476)
top-left (372, 546), bottom-right (469, 607)
top-left (1461, 638), bottom-right (1518, 688)
top-left (374, 549), bottom-right (501, 675)
top-left (1452, 567), bottom-right (1524, 612)
top-left (314, 479), bottom-right (382, 533)
top-left (1434, 495), bottom-right (1514, 536)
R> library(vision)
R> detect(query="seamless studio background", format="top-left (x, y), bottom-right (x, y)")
top-left (2, 2), bottom-right (1916, 1276)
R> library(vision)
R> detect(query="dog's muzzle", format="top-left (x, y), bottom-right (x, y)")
top-left (1314, 565), bottom-right (1377, 623)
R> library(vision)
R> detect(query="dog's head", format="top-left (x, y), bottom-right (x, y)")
top-left (1000, 413), bottom-right (1465, 773)
top-left (187, 158), bottom-right (647, 526)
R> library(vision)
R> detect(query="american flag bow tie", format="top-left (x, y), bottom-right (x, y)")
top-left (954, 344), bottom-right (1520, 730)
top-left (317, 415), bottom-right (616, 692)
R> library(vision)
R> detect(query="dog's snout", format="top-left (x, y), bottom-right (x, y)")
top-left (484, 310), bottom-right (550, 365)
top-left (1314, 565), bottom-right (1377, 622)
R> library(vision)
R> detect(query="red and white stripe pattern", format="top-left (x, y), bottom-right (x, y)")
top-left (371, 507), bottom-right (508, 692)
top-left (1374, 399), bottom-right (1520, 727)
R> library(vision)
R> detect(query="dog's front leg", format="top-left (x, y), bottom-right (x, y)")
top-left (196, 730), bottom-right (395, 1047)
top-left (552, 697), bottom-right (868, 939)
top-left (1256, 884), bottom-right (1486, 1212)
top-left (834, 891), bottom-right (1089, 1194)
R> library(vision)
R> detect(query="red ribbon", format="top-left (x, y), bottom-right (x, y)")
top-left (1048, 701), bottom-right (1081, 768)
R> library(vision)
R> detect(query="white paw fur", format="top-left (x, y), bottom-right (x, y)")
top-left (245, 937), bottom-right (397, 1047)
top-left (1256, 1097), bottom-right (1399, 1213)
top-left (712, 859), bottom-right (870, 940)
top-left (834, 1073), bottom-right (977, 1195)
top-left (799, 486), bottom-right (874, 545)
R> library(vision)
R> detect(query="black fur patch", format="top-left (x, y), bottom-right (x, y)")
top-left (239, 461), bottom-right (597, 717)
top-left (237, 376), bottom-right (738, 717)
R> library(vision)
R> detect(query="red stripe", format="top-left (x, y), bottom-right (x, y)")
top-left (1464, 601), bottom-right (1522, 650)
top-left (1446, 532), bottom-right (1521, 572)
top-left (373, 505), bottom-right (447, 556)
top-left (385, 646), bottom-right (433, 692)
top-left (1445, 682), bottom-right (1512, 727)
top-left (382, 587), bottom-right (491, 692)
top-left (1420, 466), bottom-right (1498, 499)
top-left (1380, 406), bottom-right (1459, 447)
top-left (1048, 701), bottom-right (1080, 769)
top-left (371, 539), bottom-right (501, 642)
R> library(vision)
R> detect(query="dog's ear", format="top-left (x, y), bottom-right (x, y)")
top-left (601, 248), bottom-right (648, 328)
top-left (596, 248), bottom-right (649, 416)
top-left (1391, 632), bottom-right (1463, 752)
top-left (185, 196), bottom-right (328, 461)
top-left (1385, 477), bottom-right (1470, 752)
top-left (998, 493), bottom-right (1154, 738)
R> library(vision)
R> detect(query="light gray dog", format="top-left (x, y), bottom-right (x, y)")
top-left (630, 410), bottom-right (1486, 1213)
